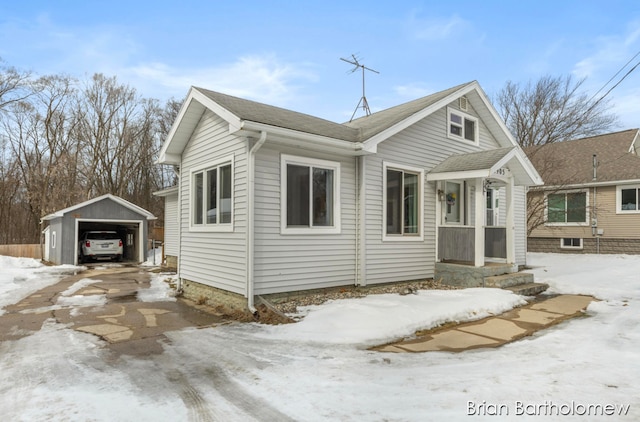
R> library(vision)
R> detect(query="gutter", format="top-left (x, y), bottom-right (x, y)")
top-left (246, 131), bottom-right (268, 314)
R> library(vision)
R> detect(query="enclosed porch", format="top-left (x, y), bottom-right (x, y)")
top-left (427, 147), bottom-right (544, 290)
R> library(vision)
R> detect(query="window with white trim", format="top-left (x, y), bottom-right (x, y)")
top-left (384, 162), bottom-right (424, 240)
top-left (191, 159), bottom-right (233, 229)
top-left (51, 231), bottom-right (56, 249)
top-left (618, 185), bottom-right (640, 213)
top-left (560, 238), bottom-right (583, 249)
top-left (281, 155), bottom-right (341, 234)
top-left (546, 191), bottom-right (587, 224)
top-left (447, 107), bottom-right (478, 144)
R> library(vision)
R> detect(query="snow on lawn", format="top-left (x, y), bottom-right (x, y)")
top-left (165, 253), bottom-right (640, 420)
top-left (0, 256), bottom-right (82, 316)
top-left (0, 253), bottom-right (639, 421)
top-left (257, 288), bottom-right (526, 346)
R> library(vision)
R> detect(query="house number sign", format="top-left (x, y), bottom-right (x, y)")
top-left (492, 167), bottom-right (510, 177)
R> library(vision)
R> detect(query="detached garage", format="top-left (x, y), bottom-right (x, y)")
top-left (41, 194), bottom-right (156, 265)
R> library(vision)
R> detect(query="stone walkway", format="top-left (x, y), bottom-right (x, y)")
top-left (0, 266), bottom-right (226, 356)
top-left (374, 294), bottom-right (595, 353)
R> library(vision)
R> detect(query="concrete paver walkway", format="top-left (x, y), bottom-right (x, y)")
top-left (375, 294), bottom-right (595, 353)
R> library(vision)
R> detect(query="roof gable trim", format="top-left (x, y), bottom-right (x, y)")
top-left (41, 194), bottom-right (156, 221)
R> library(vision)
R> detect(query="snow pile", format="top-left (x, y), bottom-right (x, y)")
top-left (259, 288), bottom-right (526, 346)
top-left (0, 256), bottom-right (81, 315)
top-left (137, 273), bottom-right (177, 302)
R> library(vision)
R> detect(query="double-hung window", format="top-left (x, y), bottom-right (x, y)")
top-left (447, 107), bottom-right (478, 145)
top-left (618, 185), bottom-right (640, 213)
top-left (383, 162), bottom-right (424, 241)
top-left (191, 157), bottom-right (233, 231)
top-left (281, 155), bottom-right (341, 234)
top-left (546, 191), bottom-right (587, 224)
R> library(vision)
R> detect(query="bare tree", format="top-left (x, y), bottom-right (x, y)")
top-left (0, 59), bottom-right (34, 114)
top-left (496, 75), bottom-right (619, 149)
top-left (4, 75), bottom-right (81, 241)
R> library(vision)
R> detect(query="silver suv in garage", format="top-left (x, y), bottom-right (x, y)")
top-left (79, 231), bottom-right (123, 263)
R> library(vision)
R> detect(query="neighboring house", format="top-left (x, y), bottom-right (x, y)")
top-left (156, 81), bottom-right (543, 312)
top-left (527, 129), bottom-right (640, 254)
top-left (41, 194), bottom-right (156, 265)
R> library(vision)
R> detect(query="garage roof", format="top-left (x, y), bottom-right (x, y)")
top-left (41, 194), bottom-right (156, 221)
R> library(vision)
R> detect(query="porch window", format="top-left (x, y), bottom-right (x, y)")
top-left (618, 185), bottom-right (640, 213)
top-left (447, 107), bottom-right (478, 145)
top-left (547, 191), bottom-right (587, 224)
top-left (384, 162), bottom-right (423, 240)
top-left (281, 155), bottom-right (341, 234)
top-left (191, 157), bottom-right (233, 230)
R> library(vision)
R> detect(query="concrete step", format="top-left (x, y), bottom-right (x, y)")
top-left (503, 282), bottom-right (549, 296)
top-left (484, 272), bottom-right (534, 288)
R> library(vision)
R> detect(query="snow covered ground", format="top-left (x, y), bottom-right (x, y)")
top-left (0, 253), bottom-right (638, 421)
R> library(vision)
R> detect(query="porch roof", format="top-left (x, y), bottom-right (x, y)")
top-left (426, 147), bottom-right (543, 186)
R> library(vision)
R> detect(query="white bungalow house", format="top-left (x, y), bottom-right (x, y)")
top-left (157, 81), bottom-right (543, 313)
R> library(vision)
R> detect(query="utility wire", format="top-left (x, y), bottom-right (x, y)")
top-left (589, 58), bottom-right (640, 110)
top-left (587, 49), bottom-right (640, 104)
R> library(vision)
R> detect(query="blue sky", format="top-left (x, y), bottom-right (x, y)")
top-left (2, 1), bottom-right (640, 128)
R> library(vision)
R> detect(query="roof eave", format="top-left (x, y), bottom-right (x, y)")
top-left (240, 121), bottom-right (365, 156)
top-left (157, 87), bottom-right (242, 164)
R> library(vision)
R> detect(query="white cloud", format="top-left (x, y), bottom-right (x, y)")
top-left (573, 20), bottom-right (640, 80)
top-left (407, 12), bottom-right (471, 41)
top-left (393, 83), bottom-right (434, 98)
top-left (125, 54), bottom-right (318, 103)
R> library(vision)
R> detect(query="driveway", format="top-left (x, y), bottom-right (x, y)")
top-left (0, 266), bottom-right (296, 421)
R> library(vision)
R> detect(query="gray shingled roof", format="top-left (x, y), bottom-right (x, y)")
top-left (525, 129), bottom-right (640, 185)
top-left (429, 147), bottom-right (516, 174)
top-left (195, 81), bottom-right (475, 143)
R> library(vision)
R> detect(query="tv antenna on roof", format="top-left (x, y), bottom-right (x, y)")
top-left (340, 54), bottom-right (379, 121)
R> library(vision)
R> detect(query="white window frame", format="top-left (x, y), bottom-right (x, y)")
top-left (616, 184), bottom-right (640, 214)
top-left (189, 155), bottom-right (234, 232)
top-left (447, 107), bottom-right (479, 146)
top-left (383, 162), bottom-right (424, 242)
top-left (560, 237), bottom-right (583, 250)
top-left (280, 154), bottom-right (341, 235)
top-left (51, 231), bottom-right (56, 249)
top-left (544, 190), bottom-right (589, 226)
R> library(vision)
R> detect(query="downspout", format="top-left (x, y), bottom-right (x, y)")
top-left (247, 131), bottom-right (268, 313)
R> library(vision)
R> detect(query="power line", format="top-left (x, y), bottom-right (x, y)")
top-left (587, 49), bottom-right (640, 104)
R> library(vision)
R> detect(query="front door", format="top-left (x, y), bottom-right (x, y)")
top-left (486, 188), bottom-right (499, 226)
top-left (444, 181), bottom-right (463, 224)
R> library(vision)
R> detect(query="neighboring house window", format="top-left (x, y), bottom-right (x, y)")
top-left (281, 154), bottom-right (341, 234)
top-left (191, 156), bottom-right (233, 230)
top-left (447, 107), bottom-right (478, 144)
top-left (51, 231), bottom-right (56, 249)
top-left (547, 191), bottom-right (587, 224)
top-left (618, 185), bottom-right (640, 213)
top-left (383, 162), bottom-right (424, 241)
top-left (560, 238), bottom-right (583, 249)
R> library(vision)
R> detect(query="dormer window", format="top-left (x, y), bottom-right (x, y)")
top-left (447, 107), bottom-right (478, 145)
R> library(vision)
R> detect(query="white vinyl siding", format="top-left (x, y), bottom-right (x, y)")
top-left (253, 146), bottom-right (357, 295)
top-left (178, 110), bottom-right (248, 295)
top-left (365, 102), bottom-right (504, 284)
top-left (514, 186), bottom-right (527, 265)
top-left (164, 193), bottom-right (179, 256)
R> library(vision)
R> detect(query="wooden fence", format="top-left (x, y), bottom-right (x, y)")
top-left (0, 244), bottom-right (42, 259)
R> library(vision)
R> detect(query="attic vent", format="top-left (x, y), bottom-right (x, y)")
top-left (459, 96), bottom-right (468, 111)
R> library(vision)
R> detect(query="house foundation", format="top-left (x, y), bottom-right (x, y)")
top-left (181, 279), bottom-right (249, 313)
top-left (435, 262), bottom-right (519, 287)
top-left (528, 237), bottom-right (640, 254)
